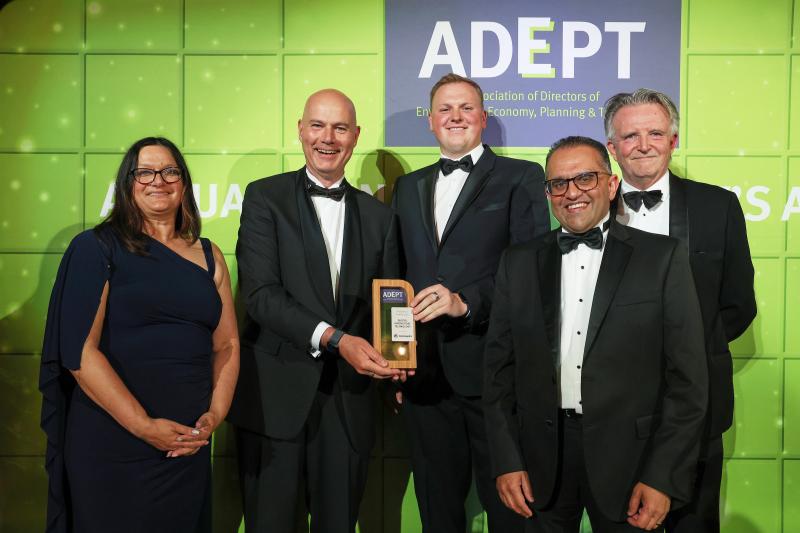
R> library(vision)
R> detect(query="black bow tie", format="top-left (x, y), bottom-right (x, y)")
top-left (557, 228), bottom-right (604, 254)
top-left (623, 190), bottom-right (663, 212)
top-left (306, 178), bottom-right (347, 201)
top-left (439, 155), bottom-right (474, 176)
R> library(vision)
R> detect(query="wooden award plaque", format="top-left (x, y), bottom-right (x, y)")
top-left (372, 279), bottom-right (417, 369)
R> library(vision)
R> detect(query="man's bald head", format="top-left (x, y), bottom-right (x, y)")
top-left (298, 89), bottom-right (361, 185)
top-left (302, 89), bottom-right (357, 125)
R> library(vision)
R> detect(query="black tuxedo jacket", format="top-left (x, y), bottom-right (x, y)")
top-left (227, 168), bottom-right (399, 454)
top-left (483, 223), bottom-right (708, 521)
top-left (663, 172), bottom-right (756, 438)
top-left (392, 146), bottom-right (550, 396)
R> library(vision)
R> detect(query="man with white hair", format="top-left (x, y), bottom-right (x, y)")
top-left (604, 88), bottom-right (757, 532)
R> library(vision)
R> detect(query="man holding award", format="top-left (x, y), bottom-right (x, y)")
top-left (392, 73), bottom-right (551, 532)
top-left (228, 89), bottom-right (403, 533)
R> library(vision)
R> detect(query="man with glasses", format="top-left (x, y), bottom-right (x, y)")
top-left (604, 89), bottom-right (756, 532)
top-left (483, 136), bottom-right (708, 532)
top-left (391, 73), bottom-right (550, 532)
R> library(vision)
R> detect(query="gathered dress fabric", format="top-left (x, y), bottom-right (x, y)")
top-left (39, 228), bottom-right (221, 533)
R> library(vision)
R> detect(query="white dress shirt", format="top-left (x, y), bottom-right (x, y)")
top-left (434, 143), bottom-right (484, 240)
top-left (558, 214), bottom-right (609, 413)
top-left (616, 171), bottom-right (670, 236)
top-left (306, 170), bottom-right (346, 356)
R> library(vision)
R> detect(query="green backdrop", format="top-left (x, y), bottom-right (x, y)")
top-left (0, 0), bottom-right (798, 531)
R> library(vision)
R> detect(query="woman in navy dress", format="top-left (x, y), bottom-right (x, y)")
top-left (39, 137), bottom-right (240, 532)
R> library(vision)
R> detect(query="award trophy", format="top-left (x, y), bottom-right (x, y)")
top-left (372, 279), bottom-right (417, 369)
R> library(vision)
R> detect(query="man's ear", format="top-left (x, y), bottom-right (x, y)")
top-left (606, 139), bottom-right (618, 161)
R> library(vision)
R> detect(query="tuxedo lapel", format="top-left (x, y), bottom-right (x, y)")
top-left (295, 168), bottom-right (336, 321)
top-left (337, 185), bottom-right (362, 324)
top-left (669, 172), bottom-right (690, 252)
top-left (440, 145), bottom-right (496, 246)
top-left (416, 166), bottom-right (438, 254)
top-left (583, 223), bottom-right (632, 359)
top-left (537, 232), bottom-right (561, 366)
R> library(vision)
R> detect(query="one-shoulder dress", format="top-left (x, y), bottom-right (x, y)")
top-left (39, 228), bottom-right (222, 533)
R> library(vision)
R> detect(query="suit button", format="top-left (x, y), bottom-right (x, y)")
top-left (545, 419), bottom-right (553, 427)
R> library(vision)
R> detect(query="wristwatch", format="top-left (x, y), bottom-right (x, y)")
top-left (458, 292), bottom-right (471, 320)
top-left (328, 328), bottom-right (345, 351)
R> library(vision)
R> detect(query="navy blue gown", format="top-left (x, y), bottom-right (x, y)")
top-left (39, 228), bottom-right (222, 533)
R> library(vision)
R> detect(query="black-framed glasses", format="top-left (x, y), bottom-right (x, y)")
top-left (544, 171), bottom-right (609, 197)
top-left (130, 167), bottom-right (182, 184)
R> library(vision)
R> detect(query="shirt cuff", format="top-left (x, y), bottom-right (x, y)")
top-left (309, 321), bottom-right (333, 358)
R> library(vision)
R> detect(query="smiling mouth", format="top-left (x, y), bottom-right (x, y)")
top-left (566, 202), bottom-right (588, 211)
top-left (315, 148), bottom-right (339, 155)
top-left (447, 126), bottom-right (467, 132)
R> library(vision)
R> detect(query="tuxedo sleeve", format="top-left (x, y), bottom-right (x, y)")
top-left (237, 182), bottom-right (322, 350)
top-left (720, 191), bottom-right (756, 342)
top-left (459, 162), bottom-right (550, 332)
top-left (381, 214), bottom-right (401, 279)
top-left (639, 242), bottom-right (708, 506)
top-left (509, 161), bottom-right (550, 243)
top-left (483, 250), bottom-right (526, 477)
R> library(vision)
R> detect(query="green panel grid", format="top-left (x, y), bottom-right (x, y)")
top-left (724, 359), bottom-right (781, 458)
top-left (721, 459), bottom-right (780, 532)
top-left (85, 153), bottom-right (123, 227)
top-left (0, 0), bottom-right (83, 51)
top-left (787, 259), bottom-right (800, 355)
top-left (85, 55), bottom-right (182, 150)
top-left (0, 54), bottom-right (81, 151)
top-left (730, 258), bottom-right (782, 356)
top-left (789, 158), bottom-right (800, 252)
top-left (786, 360), bottom-right (800, 455)
top-left (86, 0), bottom-right (181, 50)
top-left (224, 253), bottom-right (238, 295)
top-left (185, 0), bottom-right (282, 51)
top-left (0, 355), bottom-right (44, 455)
top-left (0, 253), bottom-right (59, 355)
top-left (0, 154), bottom-right (82, 252)
top-left (791, 57), bottom-right (800, 149)
top-left (283, 55), bottom-right (381, 151)
top-left (685, 156), bottom-right (785, 255)
top-left (795, 0), bottom-right (800, 48)
top-left (185, 153), bottom-right (279, 253)
top-left (786, 460), bottom-right (800, 531)
top-left (688, 0), bottom-right (791, 50)
top-left (184, 55), bottom-right (280, 151)
top-left (284, 0), bottom-right (379, 51)
top-left (0, 457), bottom-right (47, 533)
top-left (687, 55), bottom-right (787, 151)
top-left (383, 152), bottom-right (439, 180)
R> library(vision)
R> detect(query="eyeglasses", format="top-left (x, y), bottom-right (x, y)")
top-left (130, 167), bottom-right (182, 184)
top-left (544, 171), bottom-right (609, 197)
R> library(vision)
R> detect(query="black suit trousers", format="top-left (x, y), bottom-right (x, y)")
top-left (235, 361), bottom-right (369, 533)
top-left (402, 386), bottom-right (524, 533)
top-left (527, 415), bottom-right (655, 533)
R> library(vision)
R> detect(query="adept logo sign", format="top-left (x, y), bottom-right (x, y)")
top-left (385, 0), bottom-right (680, 147)
top-left (418, 19), bottom-right (645, 79)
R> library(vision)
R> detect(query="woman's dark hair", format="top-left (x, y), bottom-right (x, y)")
top-left (96, 137), bottom-right (201, 255)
